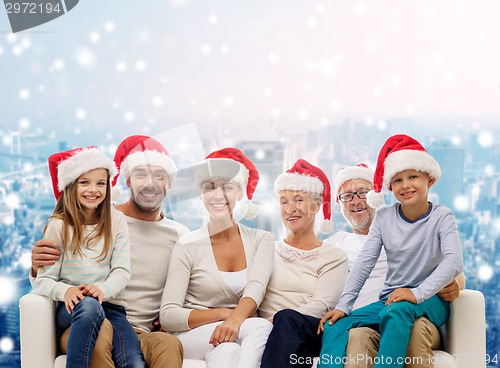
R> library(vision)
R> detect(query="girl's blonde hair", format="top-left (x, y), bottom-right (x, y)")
top-left (49, 171), bottom-right (113, 261)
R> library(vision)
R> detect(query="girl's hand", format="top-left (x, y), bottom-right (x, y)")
top-left (64, 287), bottom-right (85, 313)
top-left (209, 318), bottom-right (241, 346)
top-left (386, 288), bottom-right (416, 305)
top-left (80, 283), bottom-right (104, 304)
top-left (317, 309), bottom-right (346, 334)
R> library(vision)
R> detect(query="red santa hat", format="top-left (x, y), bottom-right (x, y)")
top-left (197, 147), bottom-right (260, 220)
top-left (48, 146), bottom-right (117, 200)
top-left (366, 134), bottom-right (441, 209)
top-left (274, 159), bottom-right (334, 234)
top-left (334, 163), bottom-right (374, 203)
top-left (112, 135), bottom-right (177, 187)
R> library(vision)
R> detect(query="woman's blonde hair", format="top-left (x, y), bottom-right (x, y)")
top-left (49, 171), bottom-right (113, 261)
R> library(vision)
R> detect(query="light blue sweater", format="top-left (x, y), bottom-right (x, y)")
top-left (336, 202), bottom-right (463, 314)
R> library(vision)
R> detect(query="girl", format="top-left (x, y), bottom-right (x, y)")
top-left (33, 146), bottom-right (145, 368)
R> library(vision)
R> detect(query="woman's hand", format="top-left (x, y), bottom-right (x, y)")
top-left (209, 318), bottom-right (242, 346)
top-left (317, 309), bottom-right (346, 334)
top-left (385, 288), bottom-right (416, 305)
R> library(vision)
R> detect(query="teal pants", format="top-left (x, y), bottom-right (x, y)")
top-left (318, 295), bottom-right (449, 368)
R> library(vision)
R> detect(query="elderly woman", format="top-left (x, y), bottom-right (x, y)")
top-left (160, 148), bottom-right (275, 368)
top-left (259, 159), bottom-right (349, 368)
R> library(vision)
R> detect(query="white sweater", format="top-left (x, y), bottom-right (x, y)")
top-left (326, 231), bottom-right (388, 310)
top-left (160, 224), bottom-right (275, 332)
top-left (33, 208), bottom-right (130, 307)
top-left (258, 240), bottom-right (349, 320)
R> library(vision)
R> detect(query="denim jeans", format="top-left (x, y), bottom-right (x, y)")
top-left (57, 296), bottom-right (145, 368)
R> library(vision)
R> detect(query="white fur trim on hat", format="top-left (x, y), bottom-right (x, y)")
top-left (274, 173), bottom-right (324, 196)
top-left (121, 150), bottom-right (177, 184)
top-left (57, 148), bottom-right (117, 192)
top-left (383, 150), bottom-right (441, 189)
top-left (196, 158), bottom-right (250, 188)
top-left (334, 166), bottom-right (374, 201)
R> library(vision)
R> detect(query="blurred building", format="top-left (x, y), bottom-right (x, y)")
top-left (429, 141), bottom-right (465, 209)
top-left (238, 141), bottom-right (284, 238)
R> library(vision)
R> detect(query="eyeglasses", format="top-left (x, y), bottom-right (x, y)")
top-left (338, 190), bottom-right (370, 203)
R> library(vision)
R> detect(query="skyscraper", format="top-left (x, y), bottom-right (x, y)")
top-left (428, 141), bottom-right (465, 210)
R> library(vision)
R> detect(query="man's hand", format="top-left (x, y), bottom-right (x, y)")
top-left (437, 279), bottom-right (460, 302)
top-left (386, 288), bottom-right (416, 305)
top-left (31, 239), bottom-right (60, 277)
top-left (151, 316), bottom-right (165, 332)
top-left (317, 309), bottom-right (346, 334)
top-left (64, 287), bottom-right (85, 313)
top-left (79, 284), bottom-right (104, 304)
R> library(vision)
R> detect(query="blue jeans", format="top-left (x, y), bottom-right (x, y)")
top-left (319, 295), bottom-right (449, 368)
top-left (261, 309), bottom-right (322, 368)
top-left (57, 297), bottom-right (145, 368)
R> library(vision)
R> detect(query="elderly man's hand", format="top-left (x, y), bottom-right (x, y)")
top-left (437, 279), bottom-right (460, 302)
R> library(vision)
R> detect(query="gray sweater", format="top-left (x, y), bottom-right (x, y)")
top-left (160, 224), bottom-right (275, 332)
top-left (123, 215), bottom-right (189, 332)
top-left (336, 203), bottom-right (464, 314)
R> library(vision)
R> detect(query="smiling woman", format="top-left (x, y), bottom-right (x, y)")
top-left (160, 147), bottom-right (275, 368)
top-left (258, 159), bottom-right (348, 368)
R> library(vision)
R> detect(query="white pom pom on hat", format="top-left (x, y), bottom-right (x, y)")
top-left (367, 134), bottom-right (441, 209)
top-left (274, 159), bottom-right (334, 234)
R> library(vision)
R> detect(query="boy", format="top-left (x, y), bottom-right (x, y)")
top-left (317, 134), bottom-right (464, 368)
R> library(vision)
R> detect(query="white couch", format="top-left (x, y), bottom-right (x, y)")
top-left (20, 290), bottom-right (486, 368)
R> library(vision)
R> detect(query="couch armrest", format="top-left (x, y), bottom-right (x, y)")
top-left (445, 289), bottom-right (486, 368)
top-left (19, 293), bottom-right (58, 368)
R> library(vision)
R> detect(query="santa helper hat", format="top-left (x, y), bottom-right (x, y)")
top-left (274, 159), bottom-right (334, 234)
top-left (198, 147), bottom-right (260, 220)
top-left (112, 135), bottom-right (177, 188)
top-left (366, 134), bottom-right (441, 209)
top-left (334, 163), bottom-right (374, 203)
top-left (48, 146), bottom-right (117, 200)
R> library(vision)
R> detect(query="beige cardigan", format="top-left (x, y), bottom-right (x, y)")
top-left (160, 223), bottom-right (275, 332)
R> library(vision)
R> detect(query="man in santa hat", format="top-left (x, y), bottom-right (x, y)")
top-left (30, 135), bottom-right (189, 368)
